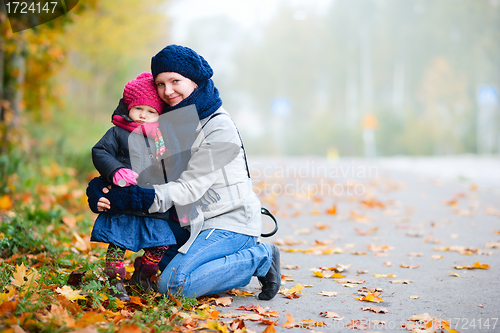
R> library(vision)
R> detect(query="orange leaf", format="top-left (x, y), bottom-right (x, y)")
top-left (129, 296), bottom-right (144, 306)
top-left (282, 313), bottom-right (296, 328)
top-left (262, 323), bottom-right (276, 333)
top-left (356, 293), bottom-right (386, 303)
top-left (454, 261), bottom-right (490, 270)
top-left (0, 299), bottom-right (18, 317)
top-left (326, 204), bottom-right (337, 215)
top-left (75, 312), bottom-right (107, 328)
top-left (117, 324), bottom-right (142, 333)
top-left (471, 261), bottom-right (490, 269)
top-left (0, 194), bottom-right (13, 211)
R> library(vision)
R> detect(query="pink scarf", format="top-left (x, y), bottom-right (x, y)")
top-left (112, 115), bottom-right (158, 138)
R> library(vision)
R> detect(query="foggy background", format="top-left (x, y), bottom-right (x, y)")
top-left (60, 0), bottom-right (500, 158)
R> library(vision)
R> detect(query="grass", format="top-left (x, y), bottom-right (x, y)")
top-left (0, 123), bottom-right (199, 331)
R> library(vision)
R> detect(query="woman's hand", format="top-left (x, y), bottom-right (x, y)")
top-left (102, 185), bottom-right (156, 214)
top-left (87, 176), bottom-right (156, 214)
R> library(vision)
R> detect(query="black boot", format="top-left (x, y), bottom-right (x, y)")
top-left (258, 245), bottom-right (281, 300)
top-left (129, 257), bottom-right (159, 292)
top-left (104, 265), bottom-right (131, 301)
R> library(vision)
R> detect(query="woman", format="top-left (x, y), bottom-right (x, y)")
top-left (86, 44), bottom-right (281, 300)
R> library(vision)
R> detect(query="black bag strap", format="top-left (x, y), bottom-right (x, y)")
top-left (202, 112), bottom-right (278, 237)
top-left (202, 112), bottom-right (250, 179)
top-left (260, 207), bottom-right (278, 237)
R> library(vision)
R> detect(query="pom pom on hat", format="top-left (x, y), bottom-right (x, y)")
top-left (151, 44), bottom-right (213, 84)
top-left (123, 72), bottom-right (164, 114)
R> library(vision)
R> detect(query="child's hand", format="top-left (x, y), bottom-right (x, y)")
top-left (103, 185), bottom-right (155, 214)
top-left (97, 188), bottom-right (111, 212)
top-left (87, 176), bottom-right (112, 213)
top-left (113, 168), bottom-right (139, 187)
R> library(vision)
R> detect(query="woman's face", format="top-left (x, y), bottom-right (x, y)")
top-left (155, 72), bottom-right (198, 107)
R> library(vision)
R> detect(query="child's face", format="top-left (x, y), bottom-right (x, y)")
top-left (155, 72), bottom-right (198, 107)
top-left (128, 105), bottom-right (159, 124)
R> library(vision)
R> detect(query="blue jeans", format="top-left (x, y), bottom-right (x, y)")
top-left (157, 225), bottom-right (273, 298)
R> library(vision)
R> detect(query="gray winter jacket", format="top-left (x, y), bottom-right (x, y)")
top-left (148, 107), bottom-right (262, 253)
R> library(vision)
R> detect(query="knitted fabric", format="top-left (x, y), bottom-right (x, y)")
top-left (112, 115), bottom-right (158, 138)
top-left (123, 72), bottom-right (165, 113)
top-left (87, 176), bottom-right (110, 214)
top-left (105, 243), bottom-right (126, 269)
top-left (142, 246), bottom-right (169, 265)
top-left (151, 45), bottom-right (213, 84)
top-left (103, 183), bottom-right (155, 215)
top-left (155, 128), bottom-right (165, 159)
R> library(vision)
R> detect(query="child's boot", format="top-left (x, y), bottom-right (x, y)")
top-left (129, 256), bottom-right (159, 292)
top-left (104, 264), bottom-right (131, 301)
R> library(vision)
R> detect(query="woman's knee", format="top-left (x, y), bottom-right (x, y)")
top-left (157, 265), bottom-right (189, 294)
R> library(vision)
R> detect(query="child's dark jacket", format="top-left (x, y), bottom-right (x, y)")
top-left (90, 100), bottom-right (175, 252)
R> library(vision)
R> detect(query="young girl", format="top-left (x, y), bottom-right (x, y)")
top-left (90, 72), bottom-right (176, 301)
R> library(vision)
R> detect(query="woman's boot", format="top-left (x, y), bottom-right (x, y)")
top-left (129, 257), bottom-right (159, 292)
top-left (104, 264), bottom-right (131, 301)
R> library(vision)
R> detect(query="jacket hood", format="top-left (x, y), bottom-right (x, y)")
top-left (111, 99), bottom-right (133, 122)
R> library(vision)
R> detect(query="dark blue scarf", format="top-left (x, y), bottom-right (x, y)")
top-left (161, 79), bottom-right (222, 120)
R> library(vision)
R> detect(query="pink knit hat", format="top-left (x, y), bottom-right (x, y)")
top-left (123, 72), bottom-right (164, 114)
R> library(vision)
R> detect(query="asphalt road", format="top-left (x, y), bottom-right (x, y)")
top-left (212, 156), bottom-right (500, 332)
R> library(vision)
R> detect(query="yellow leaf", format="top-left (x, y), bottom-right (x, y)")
top-left (25, 268), bottom-right (40, 288)
top-left (226, 289), bottom-right (254, 296)
top-left (199, 320), bottom-right (229, 333)
top-left (55, 285), bottom-right (87, 301)
top-left (0, 286), bottom-right (17, 304)
top-left (11, 263), bottom-right (27, 287)
top-left (114, 298), bottom-right (125, 309)
top-left (284, 283), bottom-right (304, 294)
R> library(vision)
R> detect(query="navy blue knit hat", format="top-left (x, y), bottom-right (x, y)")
top-left (151, 45), bottom-right (213, 84)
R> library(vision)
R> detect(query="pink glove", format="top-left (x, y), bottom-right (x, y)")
top-left (113, 168), bottom-right (139, 187)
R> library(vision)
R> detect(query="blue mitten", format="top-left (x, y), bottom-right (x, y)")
top-left (86, 176), bottom-right (110, 213)
top-left (103, 185), bottom-right (156, 215)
